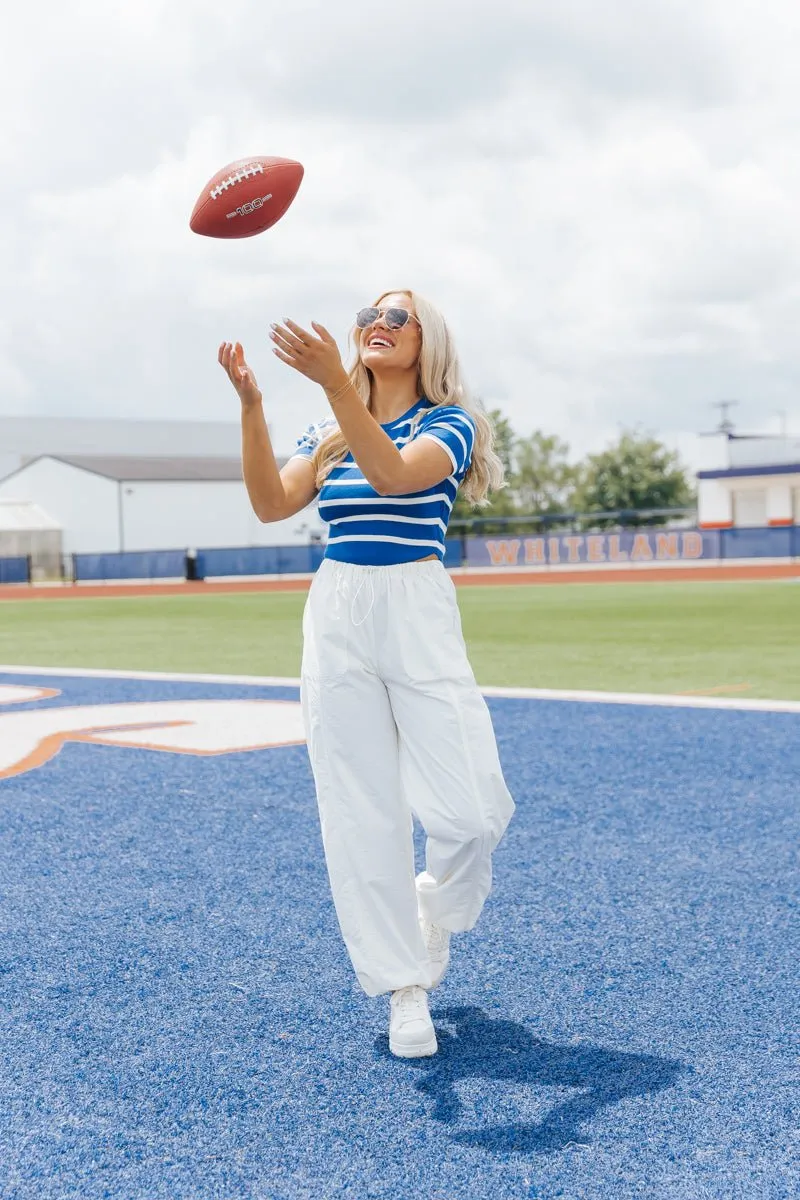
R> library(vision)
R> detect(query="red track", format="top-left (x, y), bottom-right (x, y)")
top-left (1, 561), bottom-right (797, 601)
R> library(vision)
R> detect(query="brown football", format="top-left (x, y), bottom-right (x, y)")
top-left (189, 156), bottom-right (304, 239)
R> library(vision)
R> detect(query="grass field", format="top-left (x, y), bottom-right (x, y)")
top-left (2, 578), bottom-right (798, 699)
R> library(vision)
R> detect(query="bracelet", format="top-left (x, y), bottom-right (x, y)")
top-left (326, 378), bottom-right (352, 406)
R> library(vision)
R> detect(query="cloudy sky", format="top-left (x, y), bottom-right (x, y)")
top-left (3, 0), bottom-right (800, 467)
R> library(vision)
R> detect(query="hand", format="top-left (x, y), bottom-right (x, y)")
top-left (270, 319), bottom-right (347, 392)
top-left (218, 342), bottom-right (262, 410)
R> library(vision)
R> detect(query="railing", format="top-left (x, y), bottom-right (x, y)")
top-left (450, 507), bottom-right (697, 536)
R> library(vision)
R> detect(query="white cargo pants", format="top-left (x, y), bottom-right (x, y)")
top-left (300, 558), bottom-right (515, 997)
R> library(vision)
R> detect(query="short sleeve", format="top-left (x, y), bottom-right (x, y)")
top-left (415, 407), bottom-right (476, 478)
top-left (290, 418), bottom-right (336, 461)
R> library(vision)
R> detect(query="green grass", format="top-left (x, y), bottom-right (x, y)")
top-left (1, 580), bottom-right (798, 699)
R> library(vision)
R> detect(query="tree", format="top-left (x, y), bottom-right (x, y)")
top-left (450, 407), bottom-right (517, 526)
top-left (512, 431), bottom-right (579, 519)
top-left (451, 410), bottom-right (580, 532)
top-left (570, 429), bottom-right (695, 526)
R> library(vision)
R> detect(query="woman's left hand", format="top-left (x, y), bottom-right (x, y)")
top-left (269, 319), bottom-right (348, 392)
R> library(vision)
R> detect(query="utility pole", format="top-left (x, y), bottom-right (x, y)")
top-left (711, 400), bottom-right (738, 436)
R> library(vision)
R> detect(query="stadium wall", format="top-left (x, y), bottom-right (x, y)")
top-left (1, 524), bottom-right (789, 585)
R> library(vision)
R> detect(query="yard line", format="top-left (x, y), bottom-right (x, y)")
top-left (1, 665), bottom-right (799, 714)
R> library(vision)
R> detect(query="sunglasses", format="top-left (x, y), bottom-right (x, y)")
top-left (355, 306), bottom-right (421, 331)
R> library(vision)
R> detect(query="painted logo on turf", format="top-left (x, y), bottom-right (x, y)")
top-left (0, 686), bottom-right (305, 779)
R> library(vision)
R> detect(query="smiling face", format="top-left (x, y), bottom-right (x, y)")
top-left (358, 292), bottom-right (422, 374)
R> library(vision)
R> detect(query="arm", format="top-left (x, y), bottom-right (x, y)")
top-left (219, 341), bottom-right (318, 522)
top-left (269, 320), bottom-right (455, 496)
top-left (323, 384), bottom-right (454, 495)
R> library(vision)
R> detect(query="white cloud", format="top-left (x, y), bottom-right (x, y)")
top-left (2, 0), bottom-right (800, 476)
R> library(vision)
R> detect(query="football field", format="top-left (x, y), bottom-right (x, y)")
top-left (1, 577), bottom-right (797, 1199)
top-left (3, 577), bottom-right (799, 698)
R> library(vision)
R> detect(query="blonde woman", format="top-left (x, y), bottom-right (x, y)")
top-left (218, 290), bottom-right (515, 1058)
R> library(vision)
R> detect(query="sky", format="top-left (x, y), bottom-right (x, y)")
top-left (3, 0), bottom-right (800, 469)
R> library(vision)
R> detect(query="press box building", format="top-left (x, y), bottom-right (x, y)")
top-left (697, 432), bottom-right (800, 528)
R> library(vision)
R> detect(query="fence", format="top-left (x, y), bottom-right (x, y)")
top-left (0, 555), bottom-right (31, 584)
top-left (2, 524), bottom-right (798, 586)
top-left (461, 525), bottom-right (800, 568)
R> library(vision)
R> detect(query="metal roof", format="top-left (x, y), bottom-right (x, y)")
top-left (50, 455), bottom-right (249, 481)
top-left (0, 499), bottom-right (61, 531)
top-left (0, 416), bottom-right (244, 457)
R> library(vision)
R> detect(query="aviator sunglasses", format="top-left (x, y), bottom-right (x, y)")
top-left (355, 306), bottom-right (421, 331)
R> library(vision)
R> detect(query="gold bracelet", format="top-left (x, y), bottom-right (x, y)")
top-left (326, 378), bottom-right (352, 406)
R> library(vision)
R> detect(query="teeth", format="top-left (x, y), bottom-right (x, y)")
top-left (369, 338), bottom-right (392, 348)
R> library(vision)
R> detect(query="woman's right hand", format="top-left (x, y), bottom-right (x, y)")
top-left (218, 341), bottom-right (262, 410)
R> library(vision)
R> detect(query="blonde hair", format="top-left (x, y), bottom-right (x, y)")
top-left (310, 289), bottom-right (505, 506)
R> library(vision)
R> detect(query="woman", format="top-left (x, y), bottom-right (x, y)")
top-left (218, 290), bottom-right (515, 1058)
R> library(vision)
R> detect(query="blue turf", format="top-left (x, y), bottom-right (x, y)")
top-left (0, 671), bottom-right (797, 1199)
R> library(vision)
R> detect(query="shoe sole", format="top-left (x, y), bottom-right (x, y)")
top-left (389, 1034), bottom-right (438, 1058)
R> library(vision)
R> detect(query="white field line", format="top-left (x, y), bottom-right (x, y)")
top-left (1, 665), bottom-right (799, 714)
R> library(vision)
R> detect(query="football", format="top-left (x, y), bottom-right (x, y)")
top-left (189, 156), bottom-right (304, 239)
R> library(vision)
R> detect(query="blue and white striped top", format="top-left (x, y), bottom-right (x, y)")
top-left (290, 398), bottom-right (476, 566)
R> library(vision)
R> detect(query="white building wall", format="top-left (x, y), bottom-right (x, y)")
top-left (767, 481), bottom-right (795, 524)
top-left (120, 482), bottom-right (325, 552)
top-left (697, 479), bottom-right (733, 527)
top-left (0, 459), bottom-right (118, 554)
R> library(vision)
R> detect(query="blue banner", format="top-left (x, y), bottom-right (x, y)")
top-left (719, 526), bottom-right (798, 559)
top-left (0, 556), bottom-right (30, 584)
top-left (197, 544), bottom-right (327, 578)
top-left (74, 550), bottom-right (186, 581)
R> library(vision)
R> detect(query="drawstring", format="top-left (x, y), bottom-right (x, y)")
top-left (331, 569), bottom-right (347, 621)
top-left (350, 572), bottom-right (375, 627)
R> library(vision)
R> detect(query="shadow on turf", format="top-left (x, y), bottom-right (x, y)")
top-left (375, 1005), bottom-right (685, 1155)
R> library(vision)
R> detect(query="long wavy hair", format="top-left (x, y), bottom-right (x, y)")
top-left (310, 289), bottom-right (505, 506)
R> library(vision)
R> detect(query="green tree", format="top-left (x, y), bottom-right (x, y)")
top-left (571, 429), bottom-right (695, 526)
top-left (512, 431), bottom-right (578, 521)
top-left (451, 407), bottom-right (517, 527)
top-left (452, 411), bottom-right (579, 533)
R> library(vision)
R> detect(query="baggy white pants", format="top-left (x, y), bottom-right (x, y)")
top-left (300, 557), bottom-right (515, 997)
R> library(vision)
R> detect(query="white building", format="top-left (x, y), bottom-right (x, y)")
top-left (697, 433), bottom-right (800, 528)
top-left (0, 417), bottom-right (325, 558)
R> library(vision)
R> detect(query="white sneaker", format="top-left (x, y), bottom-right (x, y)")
top-left (420, 916), bottom-right (451, 988)
top-left (389, 985), bottom-right (438, 1058)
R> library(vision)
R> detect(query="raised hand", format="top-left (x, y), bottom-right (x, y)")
top-left (218, 341), bottom-right (262, 410)
top-left (269, 319), bottom-right (348, 393)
